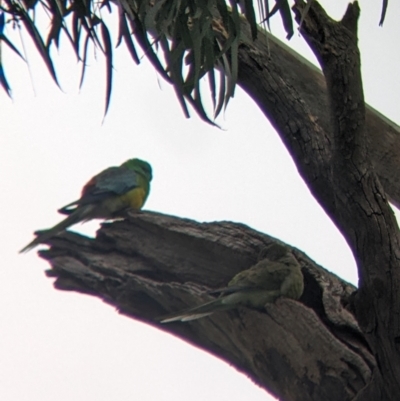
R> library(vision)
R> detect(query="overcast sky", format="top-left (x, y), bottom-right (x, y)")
top-left (1, 1), bottom-right (400, 400)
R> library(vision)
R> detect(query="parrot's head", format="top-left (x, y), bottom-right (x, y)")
top-left (122, 158), bottom-right (153, 182)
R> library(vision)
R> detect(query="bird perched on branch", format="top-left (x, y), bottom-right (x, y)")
top-left (160, 244), bottom-right (304, 323)
top-left (20, 158), bottom-right (153, 253)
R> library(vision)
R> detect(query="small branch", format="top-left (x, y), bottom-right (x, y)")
top-left (294, 1), bottom-right (365, 162)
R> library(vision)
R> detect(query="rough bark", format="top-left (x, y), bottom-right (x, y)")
top-left (292, 3), bottom-right (400, 399)
top-left (234, 7), bottom-right (400, 210)
top-left (42, 211), bottom-right (374, 401)
top-left (238, 0), bottom-right (400, 399)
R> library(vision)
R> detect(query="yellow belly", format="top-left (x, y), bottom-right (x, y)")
top-left (99, 187), bottom-right (147, 217)
top-left (119, 187), bottom-right (147, 210)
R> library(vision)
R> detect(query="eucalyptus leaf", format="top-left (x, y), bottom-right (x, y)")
top-left (18, 6), bottom-right (60, 86)
top-left (100, 21), bottom-right (113, 117)
top-left (379, 0), bottom-right (388, 26)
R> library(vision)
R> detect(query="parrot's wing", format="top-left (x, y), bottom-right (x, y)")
top-left (228, 262), bottom-right (282, 290)
top-left (59, 167), bottom-right (140, 214)
top-left (228, 259), bottom-right (301, 291)
top-left (208, 285), bottom-right (256, 296)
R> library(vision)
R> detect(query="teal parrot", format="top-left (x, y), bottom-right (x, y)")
top-left (20, 158), bottom-right (152, 253)
top-left (159, 244), bottom-right (304, 323)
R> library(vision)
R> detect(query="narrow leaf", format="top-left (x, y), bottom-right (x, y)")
top-left (243, 0), bottom-right (257, 39)
top-left (264, 0), bottom-right (271, 30)
top-left (190, 19), bottom-right (202, 96)
top-left (379, 0), bottom-right (388, 26)
top-left (225, 36), bottom-right (238, 102)
top-left (187, 83), bottom-right (218, 126)
top-left (264, 1), bottom-right (279, 21)
top-left (144, 0), bottom-right (166, 34)
top-left (18, 7), bottom-right (60, 86)
top-left (118, 13), bottom-right (139, 64)
top-left (215, 0), bottom-right (230, 28)
top-left (277, 0), bottom-right (293, 39)
top-left (208, 68), bottom-right (216, 110)
top-left (214, 61), bottom-right (226, 118)
top-left (204, 36), bottom-right (216, 108)
top-left (0, 21), bottom-right (11, 96)
top-left (79, 33), bottom-right (90, 89)
top-left (0, 34), bottom-right (26, 60)
top-left (21, 0), bottom-right (39, 10)
top-left (46, 14), bottom-right (62, 48)
top-left (101, 0), bottom-right (112, 13)
top-left (130, 16), bottom-right (171, 83)
top-left (100, 21), bottom-right (113, 116)
top-left (0, 60), bottom-right (12, 96)
top-left (297, 0), bottom-right (313, 32)
top-left (46, 0), bottom-right (78, 59)
top-left (161, 36), bottom-right (190, 118)
top-left (256, 0), bottom-right (267, 31)
top-left (72, 13), bottom-right (82, 57)
top-left (228, 0), bottom-right (240, 26)
top-left (0, 12), bottom-right (4, 35)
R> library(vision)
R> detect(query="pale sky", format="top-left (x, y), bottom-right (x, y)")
top-left (1, 1), bottom-right (399, 400)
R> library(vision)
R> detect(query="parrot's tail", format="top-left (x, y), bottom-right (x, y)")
top-left (159, 297), bottom-right (233, 323)
top-left (57, 199), bottom-right (81, 215)
top-left (19, 205), bottom-right (95, 253)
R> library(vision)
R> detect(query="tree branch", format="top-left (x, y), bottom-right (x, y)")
top-left (217, 1), bottom-right (400, 397)
top-left (290, 1), bottom-right (400, 398)
top-left (41, 211), bottom-right (373, 401)
top-left (234, 10), bottom-right (400, 210)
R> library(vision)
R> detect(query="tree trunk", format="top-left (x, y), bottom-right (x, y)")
top-left (235, 0), bottom-right (400, 398)
top-left (39, 1), bottom-right (400, 400)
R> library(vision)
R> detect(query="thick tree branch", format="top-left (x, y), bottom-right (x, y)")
top-left (41, 211), bottom-right (373, 401)
top-left (292, 1), bottom-right (400, 398)
top-left (234, 11), bottom-right (400, 210)
top-left (214, 1), bottom-right (400, 397)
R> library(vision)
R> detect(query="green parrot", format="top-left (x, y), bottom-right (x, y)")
top-left (20, 158), bottom-right (152, 253)
top-left (159, 244), bottom-right (304, 323)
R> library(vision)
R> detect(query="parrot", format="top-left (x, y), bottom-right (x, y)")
top-left (159, 244), bottom-right (304, 323)
top-left (20, 158), bottom-right (152, 253)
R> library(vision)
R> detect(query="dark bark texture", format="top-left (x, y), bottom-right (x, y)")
top-left (39, 1), bottom-right (400, 400)
top-left (236, 5), bottom-right (400, 211)
top-left (42, 211), bottom-right (373, 401)
top-left (235, 1), bottom-right (400, 399)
